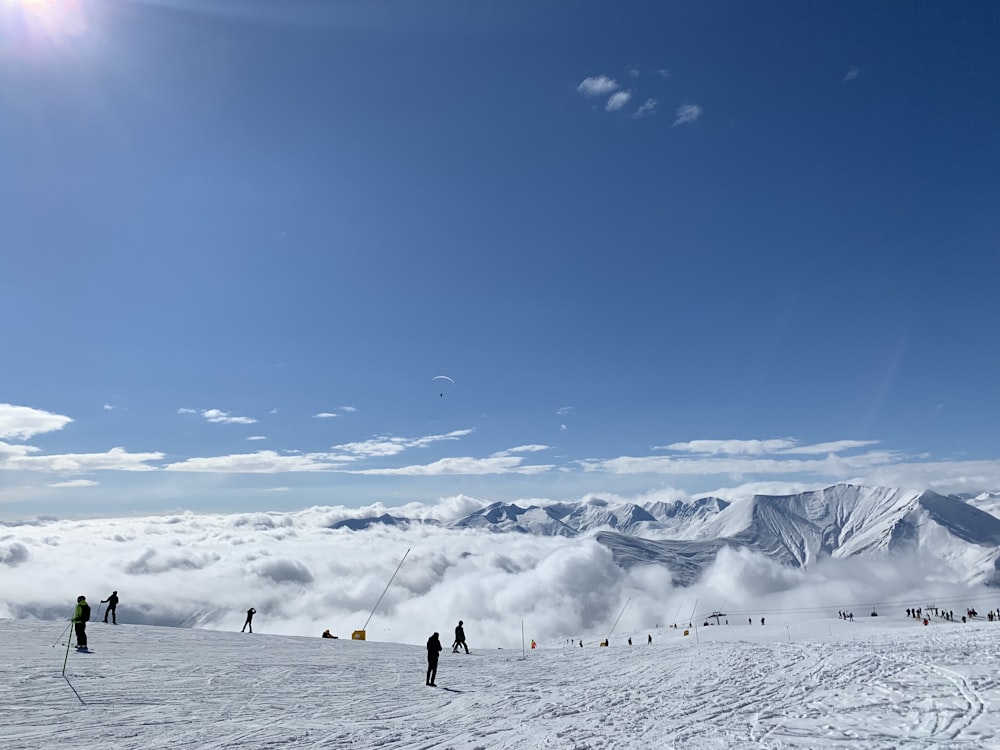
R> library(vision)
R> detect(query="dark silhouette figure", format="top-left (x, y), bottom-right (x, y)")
top-left (579, 640), bottom-right (583, 647)
top-left (749, 618), bottom-right (752, 625)
top-left (628, 637), bottom-right (632, 645)
top-left (73, 595), bottom-right (90, 650)
top-left (426, 632), bottom-right (442, 686)
top-left (648, 634), bottom-right (652, 644)
top-left (761, 617), bottom-right (765, 626)
top-left (322, 629), bottom-right (336, 639)
top-left (452, 620), bottom-right (469, 653)
top-left (101, 591), bottom-right (119, 624)
top-left (242, 607), bottom-right (256, 633)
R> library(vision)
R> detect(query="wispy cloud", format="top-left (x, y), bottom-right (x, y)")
top-left (673, 103), bottom-right (702, 126)
top-left (47, 479), bottom-right (99, 488)
top-left (201, 409), bottom-right (257, 425)
top-left (633, 98), bottom-right (657, 118)
top-left (577, 75), bottom-right (620, 96)
top-left (606, 91), bottom-right (632, 111)
top-left (178, 408), bottom-right (197, 415)
top-left (556, 406), bottom-right (576, 416)
top-left (5, 447), bottom-right (164, 473)
top-left (491, 444), bottom-right (550, 458)
top-left (350, 455), bottom-right (553, 476)
top-left (313, 413), bottom-right (339, 419)
top-left (334, 429), bottom-right (474, 458)
top-left (656, 68), bottom-right (669, 79)
top-left (103, 403), bottom-right (115, 411)
top-left (843, 66), bottom-right (859, 82)
top-left (165, 451), bottom-right (346, 473)
top-left (628, 66), bottom-right (640, 78)
top-left (0, 404), bottom-right (72, 440)
top-left (661, 439), bottom-right (798, 455)
top-left (247, 436), bottom-right (267, 441)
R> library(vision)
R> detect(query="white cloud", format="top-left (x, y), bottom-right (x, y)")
top-left (0, 404), bottom-right (72, 440)
top-left (165, 450), bottom-right (347, 473)
top-left (580, 450), bottom-right (904, 478)
top-left (313, 413), bottom-right (339, 419)
top-left (334, 429), bottom-right (473, 458)
top-left (673, 103), bottom-right (702, 126)
top-left (556, 406), bottom-right (576, 416)
top-left (47, 479), bottom-right (99, 488)
top-left (491, 445), bottom-right (550, 458)
top-left (780, 440), bottom-right (879, 455)
top-left (628, 66), bottom-right (640, 78)
top-left (606, 91), bottom-right (632, 111)
top-left (201, 409), bottom-right (257, 425)
top-left (339, 406), bottom-right (357, 413)
top-left (350, 455), bottom-right (553, 476)
top-left (662, 439), bottom-right (798, 455)
top-left (4, 447), bottom-right (163, 473)
top-left (577, 75), bottom-right (620, 96)
top-left (633, 98), bottom-right (657, 118)
top-left (657, 68), bottom-right (669, 79)
top-left (177, 408), bottom-right (197, 415)
top-left (843, 66), bottom-right (859, 82)
top-left (247, 436), bottom-right (267, 441)
top-left (103, 403), bottom-right (114, 411)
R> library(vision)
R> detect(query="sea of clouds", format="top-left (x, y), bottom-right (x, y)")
top-left (0, 497), bottom-right (985, 647)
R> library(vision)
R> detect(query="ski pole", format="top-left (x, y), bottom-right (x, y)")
top-left (52, 622), bottom-right (71, 648)
top-left (62, 622), bottom-right (73, 675)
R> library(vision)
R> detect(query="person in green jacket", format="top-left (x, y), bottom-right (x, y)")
top-left (73, 595), bottom-right (91, 651)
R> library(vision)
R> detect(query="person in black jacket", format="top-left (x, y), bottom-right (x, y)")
top-left (73, 595), bottom-right (91, 651)
top-left (426, 632), bottom-right (442, 686)
top-left (101, 591), bottom-right (119, 624)
top-left (452, 620), bottom-right (469, 654)
top-left (242, 607), bottom-right (256, 633)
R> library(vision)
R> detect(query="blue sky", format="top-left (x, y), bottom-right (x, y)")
top-left (2, 0), bottom-right (998, 518)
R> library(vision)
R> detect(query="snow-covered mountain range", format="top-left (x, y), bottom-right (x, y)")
top-left (333, 484), bottom-right (1000, 587)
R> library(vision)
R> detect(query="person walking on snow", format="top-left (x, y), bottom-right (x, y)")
top-left (242, 607), bottom-right (256, 633)
top-left (73, 595), bottom-right (91, 651)
top-left (101, 591), bottom-right (119, 624)
top-left (453, 620), bottom-right (469, 654)
top-left (426, 632), bottom-right (442, 686)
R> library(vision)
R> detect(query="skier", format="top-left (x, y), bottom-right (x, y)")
top-left (648, 634), bottom-right (652, 645)
top-left (426, 632), bottom-right (442, 686)
top-left (101, 591), bottom-right (119, 624)
top-left (73, 595), bottom-right (91, 651)
top-left (452, 620), bottom-right (469, 654)
top-left (242, 607), bottom-right (256, 633)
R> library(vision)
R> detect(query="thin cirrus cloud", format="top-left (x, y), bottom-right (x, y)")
top-left (659, 439), bottom-right (879, 456)
top-left (673, 103), bottom-right (702, 126)
top-left (843, 66), bottom-right (859, 82)
top-left (605, 91), bottom-right (632, 111)
top-left (333, 429), bottom-right (473, 458)
top-left (633, 98), bottom-right (657, 118)
top-left (576, 75), bottom-right (620, 96)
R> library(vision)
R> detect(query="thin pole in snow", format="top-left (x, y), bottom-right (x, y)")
top-left (52, 622), bottom-right (71, 648)
top-left (608, 597), bottom-right (631, 640)
top-left (361, 548), bottom-right (410, 633)
top-left (521, 620), bottom-right (525, 660)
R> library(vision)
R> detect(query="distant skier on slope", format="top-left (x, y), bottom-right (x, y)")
top-left (242, 607), bottom-right (256, 633)
top-left (101, 591), bottom-right (119, 624)
top-left (452, 620), bottom-right (469, 654)
top-left (426, 632), bottom-right (442, 686)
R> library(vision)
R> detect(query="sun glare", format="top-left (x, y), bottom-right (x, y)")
top-left (3, 0), bottom-right (91, 49)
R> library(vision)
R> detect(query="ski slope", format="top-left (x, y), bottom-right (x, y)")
top-left (3, 614), bottom-right (998, 749)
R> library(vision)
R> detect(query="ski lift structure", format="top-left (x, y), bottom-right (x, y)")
top-left (707, 611), bottom-right (726, 626)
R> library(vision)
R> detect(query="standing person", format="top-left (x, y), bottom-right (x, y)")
top-left (73, 595), bottom-right (91, 652)
top-left (426, 632), bottom-right (442, 686)
top-left (648, 634), bottom-right (652, 645)
top-left (242, 607), bottom-right (256, 633)
top-left (101, 591), bottom-right (119, 624)
top-left (452, 620), bottom-right (469, 654)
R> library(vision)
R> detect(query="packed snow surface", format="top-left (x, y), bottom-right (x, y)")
top-left (4, 614), bottom-right (999, 749)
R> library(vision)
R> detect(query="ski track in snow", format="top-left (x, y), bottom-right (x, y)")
top-left (2, 617), bottom-right (999, 749)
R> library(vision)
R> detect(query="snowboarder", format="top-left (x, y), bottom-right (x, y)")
top-left (426, 632), bottom-right (442, 686)
top-left (452, 620), bottom-right (469, 654)
top-left (242, 607), bottom-right (256, 633)
top-left (101, 591), bottom-right (119, 624)
top-left (73, 595), bottom-right (91, 651)
top-left (322, 629), bottom-right (337, 639)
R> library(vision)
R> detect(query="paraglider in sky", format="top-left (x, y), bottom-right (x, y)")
top-left (433, 375), bottom-right (455, 397)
